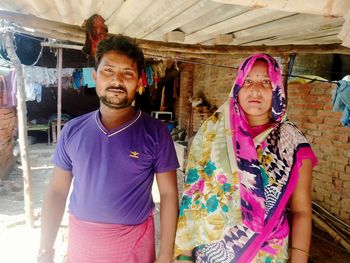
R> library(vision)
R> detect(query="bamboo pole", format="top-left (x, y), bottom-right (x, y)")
top-left (312, 213), bottom-right (350, 252)
top-left (4, 31), bottom-right (35, 227)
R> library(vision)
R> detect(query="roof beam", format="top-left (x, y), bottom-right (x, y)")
top-left (1, 10), bottom-right (350, 55)
top-left (213, 0), bottom-right (350, 17)
top-left (339, 10), bottom-right (350, 47)
top-left (0, 10), bottom-right (85, 43)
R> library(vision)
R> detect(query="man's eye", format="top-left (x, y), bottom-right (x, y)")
top-left (123, 71), bottom-right (135, 77)
top-left (104, 68), bottom-right (113, 73)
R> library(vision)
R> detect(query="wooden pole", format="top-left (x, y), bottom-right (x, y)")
top-left (56, 48), bottom-right (63, 137)
top-left (313, 213), bottom-right (350, 252)
top-left (4, 31), bottom-right (35, 227)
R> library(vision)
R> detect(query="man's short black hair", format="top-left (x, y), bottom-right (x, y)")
top-left (95, 35), bottom-right (145, 77)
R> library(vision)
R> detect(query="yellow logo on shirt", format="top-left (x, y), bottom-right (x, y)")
top-left (129, 151), bottom-right (139, 158)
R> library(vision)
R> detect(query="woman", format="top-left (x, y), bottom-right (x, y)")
top-left (175, 54), bottom-right (317, 263)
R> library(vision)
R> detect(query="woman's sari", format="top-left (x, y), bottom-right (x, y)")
top-left (175, 54), bottom-right (317, 262)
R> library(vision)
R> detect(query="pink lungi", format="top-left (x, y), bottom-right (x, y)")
top-left (68, 213), bottom-right (155, 263)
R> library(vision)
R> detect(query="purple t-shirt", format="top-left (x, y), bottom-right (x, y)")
top-left (53, 109), bottom-right (179, 224)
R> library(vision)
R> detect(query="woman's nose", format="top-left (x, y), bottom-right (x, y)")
top-left (249, 85), bottom-right (261, 97)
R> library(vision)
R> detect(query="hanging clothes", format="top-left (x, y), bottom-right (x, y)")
top-left (0, 69), bottom-right (16, 108)
top-left (82, 67), bottom-right (96, 88)
top-left (25, 81), bottom-right (42, 102)
top-left (160, 85), bottom-right (166, 111)
top-left (332, 80), bottom-right (350, 127)
top-left (23, 66), bottom-right (57, 86)
top-left (72, 70), bottom-right (82, 89)
top-left (145, 65), bottom-right (154, 86)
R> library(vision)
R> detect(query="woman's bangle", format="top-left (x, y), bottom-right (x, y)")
top-left (291, 247), bottom-right (309, 256)
top-left (176, 254), bottom-right (193, 261)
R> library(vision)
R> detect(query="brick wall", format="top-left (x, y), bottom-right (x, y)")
top-left (0, 108), bottom-right (16, 180)
top-left (288, 82), bottom-right (350, 224)
top-left (175, 63), bottom-right (194, 136)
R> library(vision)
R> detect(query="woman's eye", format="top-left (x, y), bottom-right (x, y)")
top-left (243, 79), bottom-right (252, 86)
top-left (262, 80), bottom-right (271, 87)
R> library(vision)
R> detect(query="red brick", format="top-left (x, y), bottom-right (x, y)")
top-left (338, 135), bottom-right (349, 143)
top-left (346, 166), bottom-right (350, 173)
top-left (323, 104), bottom-right (333, 110)
top-left (339, 210), bottom-right (350, 221)
top-left (317, 110), bottom-right (338, 117)
top-left (343, 181), bottom-right (350, 189)
top-left (341, 198), bottom-right (350, 208)
top-left (339, 172), bottom-right (350, 181)
top-left (303, 123), bottom-right (318, 130)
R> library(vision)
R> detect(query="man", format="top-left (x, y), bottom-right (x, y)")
top-left (38, 35), bottom-right (179, 263)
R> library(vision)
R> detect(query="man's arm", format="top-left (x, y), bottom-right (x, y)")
top-left (155, 170), bottom-right (179, 263)
top-left (290, 159), bottom-right (313, 263)
top-left (38, 166), bottom-right (73, 262)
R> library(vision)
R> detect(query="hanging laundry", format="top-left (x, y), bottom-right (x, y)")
top-left (160, 85), bottom-right (166, 111)
top-left (25, 81), bottom-right (42, 102)
top-left (82, 67), bottom-right (96, 88)
top-left (72, 70), bottom-right (82, 89)
top-left (145, 66), bottom-right (154, 86)
top-left (0, 76), bottom-right (8, 108)
top-left (62, 68), bottom-right (75, 77)
top-left (157, 61), bottom-right (166, 78)
top-left (342, 75), bottom-right (350, 81)
top-left (23, 66), bottom-right (57, 86)
top-left (152, 64), bottom-right (159, 90)
top-left (34, 82), bottom-right (42, 103)
top-left (141, 69), bottom-right (147, 87)
top-left (332, 80), bottom-right (350, 127)
top-left (0, 69), bottom-right (16, 108)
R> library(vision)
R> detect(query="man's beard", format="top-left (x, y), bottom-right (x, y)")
top-left (98, 86), bottom-right (131, 109)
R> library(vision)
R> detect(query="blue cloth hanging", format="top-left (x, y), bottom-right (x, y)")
top-left (332, 80), bottom-right (350, 127)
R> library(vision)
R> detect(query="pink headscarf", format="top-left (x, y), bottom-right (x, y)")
top-left (229, 54), bottom-right (286, 232)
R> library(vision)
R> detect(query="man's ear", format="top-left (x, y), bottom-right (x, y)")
top-left (92, 69), bottom-right (97, 82)
top-left (138, 77), bottom-right (142, 87)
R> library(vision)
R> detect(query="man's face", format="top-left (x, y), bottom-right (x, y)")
top-left (93, 51), bottom-right (140, 109)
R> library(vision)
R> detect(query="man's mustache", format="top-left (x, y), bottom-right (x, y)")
top-left (106, 85), bottom-right (127, 93)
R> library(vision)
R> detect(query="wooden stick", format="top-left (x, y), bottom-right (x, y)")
top-left (312, 213), bottom-right (350, 252)
top-left (4, 31), bottom-right (35, 227)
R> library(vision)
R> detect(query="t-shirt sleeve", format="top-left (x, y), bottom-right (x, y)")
top-left (52, 122), bottom-right (73, 171)
top-left (154, 124), bottom-right (179, 173)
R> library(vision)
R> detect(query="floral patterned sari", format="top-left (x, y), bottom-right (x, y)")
top-left (175, 54), bottom-right (317, 262)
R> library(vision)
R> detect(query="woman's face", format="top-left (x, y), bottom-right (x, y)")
top-left (238, 60), bottom-right (273, 126)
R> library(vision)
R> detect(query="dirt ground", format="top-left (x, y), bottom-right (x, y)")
top-left (0, 141), bottom-right (349, 262)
